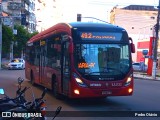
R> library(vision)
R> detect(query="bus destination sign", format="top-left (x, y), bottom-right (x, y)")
top-left (80, 32), bottom-right (122, 41)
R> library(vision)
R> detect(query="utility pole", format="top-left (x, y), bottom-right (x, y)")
top-left (152, 0), bottom-right (160, 79)
top-left (0, 1), bottom-right (2, 69)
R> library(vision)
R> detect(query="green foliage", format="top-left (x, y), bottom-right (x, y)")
top-left (29, 31), bottom-right (39, 38)
top-left (2, 25), bottom-right (14, 54)
top-left (13, 25), bottom-right (30, 57)
top-left (13, 25), bottom-right (38, 57)
top-left (2, 24), bottom-right (39, 58)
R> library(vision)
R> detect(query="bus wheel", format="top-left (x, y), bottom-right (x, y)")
top-left (30, 71), bottom-right (35, 85)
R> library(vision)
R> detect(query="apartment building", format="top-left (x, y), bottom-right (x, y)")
top-left (1, 0), bottom-right (36, 33)
top-left (110, 5), bottom-right (158, 62)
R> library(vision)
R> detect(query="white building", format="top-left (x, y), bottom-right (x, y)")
top-left (110, 5), bottom-right (157, 62)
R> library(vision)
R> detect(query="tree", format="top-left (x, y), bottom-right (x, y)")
top-left (29, 31), bottom-right (39, 38)
top-left (2, 24), bottom-right (38, 58)
top-left (13, 25), bottom-right (38, 57)
top-left (2, 25), bottom-right (14, 58)
top-left (13, 25), bottom-right (29, 57)
top-left (13, 25), bottom-right (38, 58)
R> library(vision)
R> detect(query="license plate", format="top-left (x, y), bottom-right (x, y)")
top-left (102, 91), bottom-right (112, 95)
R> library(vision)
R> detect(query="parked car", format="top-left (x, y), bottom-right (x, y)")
top-left (132, 62), bottom-right (148, 72)
top-left (8, 58), bottom-right (25, 70)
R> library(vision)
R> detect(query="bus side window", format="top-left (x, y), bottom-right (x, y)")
top-left (34, 46), bottom-right (40, 66)
top-left (46, 40), bottom-right (56, 68)
top-left (54, 43), bottom-right (61, 68)
top-left (46, 35), bottom-right (61, 68)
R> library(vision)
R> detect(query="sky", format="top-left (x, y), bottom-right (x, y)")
top-left (36, 0), bottom-right (159, 30)
top-left (60, 0), bottom-right (159, 22)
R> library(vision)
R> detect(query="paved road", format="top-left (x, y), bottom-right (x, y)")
top-left (0, 69), bottom-right (160, 120)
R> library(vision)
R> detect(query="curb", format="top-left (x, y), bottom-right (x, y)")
top-left (133, 71), bottom-right (160, 81)
top-left (134, 77), bottom-right (160, 81)
top-left (133, 74), bottom-right (160, 81)
top-left (1, 63), bottom-right (9, 70)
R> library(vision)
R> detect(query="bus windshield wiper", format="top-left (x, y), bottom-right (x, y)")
top-left (84, 68), bottom-right (125, 76)
top-left (85, 72), bottom-right (107, 75)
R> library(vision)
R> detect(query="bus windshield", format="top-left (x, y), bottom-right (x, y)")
top-left (74, 43), bottom-right (131, 80)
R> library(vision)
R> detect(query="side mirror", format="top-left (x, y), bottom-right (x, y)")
top-left (0, 88), bottom-right (5, 95)
top-left (129, 37), bottom-right (135, 53)
top-left (131, 43), bottom-right (135, 53)
top-left (68, 36), bottom-right (74, 54)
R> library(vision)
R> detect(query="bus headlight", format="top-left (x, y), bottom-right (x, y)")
top-left (73, 73), bottom-right (87, 87)
top-left (124, 74), bottom-right (133, 86)
top-left (74, 89), bottom-right (80, 95)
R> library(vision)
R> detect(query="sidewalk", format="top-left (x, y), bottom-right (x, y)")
top-left (133, 70), bottom-right (160, 81)
top-left (1, 58), bottom-right (10, 69)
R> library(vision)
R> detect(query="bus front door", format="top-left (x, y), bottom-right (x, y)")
top-left (62, 42), bottom-right (70, 95)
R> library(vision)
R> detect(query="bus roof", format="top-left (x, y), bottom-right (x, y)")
top-left (69, 22), bottom-right (126, 31)
top-left (28, 23), bottom-right (72, 43)
top-left (28, 22), bottom-right (126, 43)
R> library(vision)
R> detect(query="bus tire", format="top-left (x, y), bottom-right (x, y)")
top-left (52, 75), bottom-right (62, 99)
top-left (30, 71), bottom-right (35, 85)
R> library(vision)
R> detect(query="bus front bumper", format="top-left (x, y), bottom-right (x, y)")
top-left (69, 86), bottom-right (133, 98)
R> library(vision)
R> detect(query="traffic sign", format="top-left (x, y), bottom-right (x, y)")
top-left (142, 50), bottom-right (148, 55)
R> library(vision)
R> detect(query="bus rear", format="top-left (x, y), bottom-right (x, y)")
top-left (68, 22), bottom-right (134, 98)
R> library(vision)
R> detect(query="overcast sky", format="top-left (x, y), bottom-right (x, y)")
top-left (36, 0), bottom-right (159, 30)
top-left (60, 0), bottom-right (159, 22)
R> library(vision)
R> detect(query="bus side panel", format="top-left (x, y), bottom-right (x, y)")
top-left (42, 66), bottom-right (62, 91)
top-left (25, 62), bottom-right (40, 85)
top-left (25, 62), bottom-right (31, 80)
top-left (25, 62), bottom-right (39, 84)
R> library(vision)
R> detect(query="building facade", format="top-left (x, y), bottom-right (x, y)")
top-left (110, 5), bottom-right (158, 62)
top-left (1, 0), bottom-right (36, 33)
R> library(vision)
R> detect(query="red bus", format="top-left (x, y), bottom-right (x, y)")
top-left (25, 22), bottom-right (135, 99)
